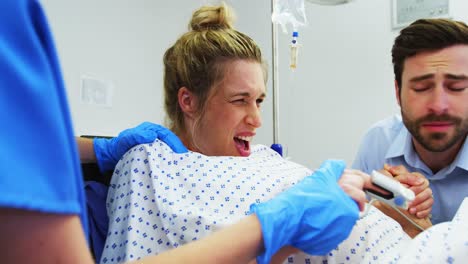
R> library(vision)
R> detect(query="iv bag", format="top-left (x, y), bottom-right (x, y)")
top-left (272, 0), bottom-right (308, 33)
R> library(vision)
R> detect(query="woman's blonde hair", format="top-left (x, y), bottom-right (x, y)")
top-left (163, 3), bottom-right (266, 135)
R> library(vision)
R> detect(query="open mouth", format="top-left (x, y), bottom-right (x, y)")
top-left (234, 136), bottom-right (252, 157)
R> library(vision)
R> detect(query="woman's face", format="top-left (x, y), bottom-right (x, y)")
top-left (191, 60), bottom-right (266, 157)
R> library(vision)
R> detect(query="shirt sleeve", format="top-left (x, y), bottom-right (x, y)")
top-left (0, 0), bottom-right (87, 235)
top-left (351, 131), bottom-right (372, 173)
top-left (351, 118), bottom-right (397, 173)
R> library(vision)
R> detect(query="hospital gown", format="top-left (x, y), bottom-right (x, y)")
top-left (101, 140), bottom-right (468, 263)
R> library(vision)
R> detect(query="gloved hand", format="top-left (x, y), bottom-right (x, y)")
top-left (93, 122), bottom-right (187, 172)
top-left (250, 160), bottom-right (359, 264)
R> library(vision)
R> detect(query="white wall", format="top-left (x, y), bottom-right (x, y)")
top-left (42, 0), bottom-right (468, 169)
top-left (277, 0), bottom-right (468, 168)
top-left (41, 0), bottom-right (273, 145)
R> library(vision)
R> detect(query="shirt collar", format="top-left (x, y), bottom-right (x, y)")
top-left (385, 127), bottom-right (468, 176)
top-left (385, 126), bottom-right (411, 160)
top-left (451, 136), bottom-right (468, 171)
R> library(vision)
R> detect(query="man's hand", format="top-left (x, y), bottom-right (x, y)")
top-left (383, 164), bottom-right (434, 218)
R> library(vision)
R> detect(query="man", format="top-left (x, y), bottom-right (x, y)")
top-left (353, 18), bottom-right (468, 224)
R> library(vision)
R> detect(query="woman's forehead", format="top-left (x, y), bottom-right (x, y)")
top-left (219, 60), bottom-right (266, 93)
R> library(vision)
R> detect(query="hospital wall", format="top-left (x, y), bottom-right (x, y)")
top-left (277, 0), bottom-right (468, 169)
top-left (42, 0), bottom-right (468, 169)
top-left (41, 0), bottom-right (274, 145)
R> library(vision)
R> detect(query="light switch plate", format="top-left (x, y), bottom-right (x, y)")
top-left (392, 0), bottom-right (450, 29)
top-left (80, 76), bottom-right (113, 107)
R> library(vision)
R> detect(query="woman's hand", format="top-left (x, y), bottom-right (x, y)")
top-left (338, 169), bottom-right (371, 211)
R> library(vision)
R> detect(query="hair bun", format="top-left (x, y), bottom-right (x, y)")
top-left (189, 4), bottom-right (235, 31)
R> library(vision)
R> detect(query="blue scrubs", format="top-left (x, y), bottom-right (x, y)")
top-left (0, 0), bottom-right (88, 237)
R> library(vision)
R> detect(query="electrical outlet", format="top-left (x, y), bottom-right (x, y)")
top-left (80, 76), bottom-right (113, 107)
top-left (392, 0), bottom-right (450, 29)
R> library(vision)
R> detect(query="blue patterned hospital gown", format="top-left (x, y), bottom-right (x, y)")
top-left (100, 140), bottom-right (468, 263)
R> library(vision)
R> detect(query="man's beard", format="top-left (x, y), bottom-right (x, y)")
top-left (401, 111), bottom-right (468, 152)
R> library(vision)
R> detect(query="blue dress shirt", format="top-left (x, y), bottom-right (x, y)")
top-left (353, 114), bottom-right (468, 224)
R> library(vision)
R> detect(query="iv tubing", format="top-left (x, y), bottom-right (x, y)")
top-left (271, 0), bottom-right (280, 145)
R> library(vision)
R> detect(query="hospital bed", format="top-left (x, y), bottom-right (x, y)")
top-left (80, 135), bottom-right (113, 186)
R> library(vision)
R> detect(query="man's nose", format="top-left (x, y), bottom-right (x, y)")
top-left (428, 86), bottom-right (449, 115)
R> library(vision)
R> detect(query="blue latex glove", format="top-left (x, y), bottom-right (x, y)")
top-left (250, 160), bottom-right (359, 264)
top-left (93, 122), bottom-right (187, 172)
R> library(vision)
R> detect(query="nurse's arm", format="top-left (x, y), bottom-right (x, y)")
top-left (0, 209), bottom-right (280, 264)
top-left (76, 137), bottom-right (97, 163)
top-left (130, 214), bottom-right (265, 264)
top-left (0, 208), bottom-right (94, 264)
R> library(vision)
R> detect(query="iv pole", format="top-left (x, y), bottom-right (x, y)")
top-left (269, 0), bottom-right (352, 156)
top-left (270, 0), bottom-right (283, 156)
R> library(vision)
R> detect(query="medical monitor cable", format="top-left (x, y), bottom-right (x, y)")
top-left (361, 199), bottom-right (426, 232)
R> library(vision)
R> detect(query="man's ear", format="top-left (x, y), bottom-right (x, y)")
top-left (178, 87), bottom-right (197, 118)
top-left (394, 80), bottom-right (401, 107)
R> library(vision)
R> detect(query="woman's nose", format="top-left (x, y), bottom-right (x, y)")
top-left (246, 105), bottom-right (262, 128)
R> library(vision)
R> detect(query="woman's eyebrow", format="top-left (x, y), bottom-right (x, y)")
top-left (229, 91), bottom-right (266, 98)
top-left (231, 92), bottom-right (250, 97)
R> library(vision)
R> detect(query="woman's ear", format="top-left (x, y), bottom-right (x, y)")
top-left (178, 87), bottom-right (197, 118)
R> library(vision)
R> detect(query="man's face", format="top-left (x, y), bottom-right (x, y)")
top-left (191, 60), bottom-right (266, 157)
top-left (396, 45), bottom-right (468, 152)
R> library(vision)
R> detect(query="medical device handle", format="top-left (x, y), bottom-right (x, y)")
top-left (365, 170), bottom-right (415, 209)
